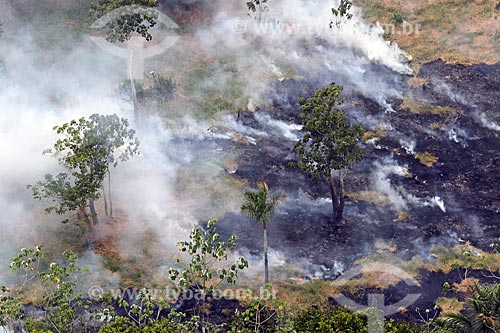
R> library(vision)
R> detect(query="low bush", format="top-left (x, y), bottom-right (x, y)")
top-left (99, 317), bottom-right (140, 333)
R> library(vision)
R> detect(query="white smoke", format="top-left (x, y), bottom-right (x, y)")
top-left (431, 196), bottom-right (446, 213)
top-left (0, 0), bottom-right (415, 285)
top-left (372, 159), bottom-right (411, 210)
top-left (399, 138), bottom-right (416, 155)
top-left (430, 79), bottom-right (477, 107)
top-left (195, 0), bottom-right (411, 109)
top-left (478, 112), bottom-right (500, 131)
top-left (254, 113), bottom-right (302, 141)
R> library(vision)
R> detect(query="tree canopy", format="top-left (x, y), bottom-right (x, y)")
top-left (29, 114), bottom-right (139, 225)
top-left (295, 83), bottom-right (364, 222)
top-left (295, 83), bottom-right (364, 179)
top-left (241, 182), bottom-right (285, 225)
top-left (90, 0), bottom-right (159, 42)
top-left (331, 0), bottom-right (354, 28)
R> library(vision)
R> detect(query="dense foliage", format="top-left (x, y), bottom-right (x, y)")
top-left (90, 0), bottom-right (159, 42)
top-left (28, 114), bottom-right (139, 226)
top-left (4, 243), bottom-right (500, 333)
top-left (295, 83), bottom-right (364, 222)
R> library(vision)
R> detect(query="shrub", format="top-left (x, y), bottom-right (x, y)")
top-left (149, 72), bottom-right (176, 103)
top-left (229, 300), bottom-right (278, 333)
top-left (99, 314), bottom-right (200, 333)
top-left (391, 11), bottom-right (406, 25)
top-left (385, 319), bottom-right (418, 333)
top-left (143, 318), bottom-right (194, 333)
top-left (292, 306), bottom-right (421, 333)
top-left (293, 306), bottom-right (367, 333)
top-left (98, 317), bottom-right (140, 333)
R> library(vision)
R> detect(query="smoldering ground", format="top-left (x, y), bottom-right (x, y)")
top-left (0, 0), bottom-right (498, 294)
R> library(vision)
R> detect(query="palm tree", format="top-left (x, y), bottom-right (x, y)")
top-left (241, 182), bottom-right (286, 284)
top-left (439, 283), bottom-right (500, 333)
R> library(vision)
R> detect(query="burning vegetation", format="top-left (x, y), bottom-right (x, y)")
top-left (0, 0), bottom-right (499, 332)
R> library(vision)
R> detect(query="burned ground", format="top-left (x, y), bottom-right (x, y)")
top-left (211, 59), bottom-right (500, 313)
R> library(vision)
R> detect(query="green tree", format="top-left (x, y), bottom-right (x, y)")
top-left (29, 114), bottom-right (139, 230)
top-left (84, 114), bottom-right (140, 218)
top-left (3, 246), bottom-right (110, 333)
top-left (90, 0), bottom-right (159, 122)
top-left (0, 285), bottom-right (23, 333)
top-left (439, 283), bottom-right (500, 333)
top-left (241, 182), bottom-right (285, 284)
top-left (330, 0), bottom-right (354, 28)
top-left (90, 0), bottom-right (159, 43)
top-left (294, 83), bottom-right (364, 223)
top-left (168, 220), bottom-right (248, 329)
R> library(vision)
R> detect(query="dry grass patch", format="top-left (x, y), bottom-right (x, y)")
top-left (453, 277), bottom-right (479, 294)
top-left (428, 244), bottom-right (500, 274)
top-left (415, 152), bottom-right (439, 167)
top-left (400, 98), bottom-right (461, 117)
top-left (436, 297), bottom-right (464, 314)
top-left (362, 130), bottom-right (389, 142)
top-left (430, 122), bottom-right (444, 130)
top-left (175, 160), bottom-right (247, 220)
top-left (357, 0), bottom-right (500, 65)
top-left (393, 210), bottom-right (412, 222)
top-left (408, 76), bottom-right (429, 88)
top-left (274, 280), bottom-right (339, 308)
top-left (375, 241), bottom-right (398, 253)
top-left (346, 191), bottom-right (392, 206)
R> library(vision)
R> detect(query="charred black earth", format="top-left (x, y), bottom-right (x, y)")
top-left (211, 59), bottom-right (500, 313)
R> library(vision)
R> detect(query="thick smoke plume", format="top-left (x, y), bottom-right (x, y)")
top-left (0, 0), bottom-right (415, 284)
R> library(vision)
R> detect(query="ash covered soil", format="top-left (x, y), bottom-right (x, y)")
top-left (209, 59), bottom-right (500, 315)
top-left (215, 59), bottom-right (500, 266)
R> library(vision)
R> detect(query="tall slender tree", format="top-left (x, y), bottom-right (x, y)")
top-left (90, 0), bottom-right (159, 123)
top-left (85, 114), bottom-right (140, 217)
top-left (241, 182), bottom-right (285, 284)
top-left (294, 83), bottom-right (364, 223)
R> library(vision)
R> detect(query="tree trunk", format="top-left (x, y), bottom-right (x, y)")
top-left (258, 2), bottom-right (262, 24)
top-left (102, 186), bottom-right (109, 217)
top-left (78, 204), bottom-right (93, 249)
top-left (337, 170), bottom-right (345, 223)
top-left (129, 50), bottom-right (139, 124)
top-left (88, 199), bottom-right (99, 226)
top-left (108, 169), bottom-right (113, 217)
top-left (263, 221), bottom-right (269, 284)
top-left (328, 173), bottom-right (341, 222)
